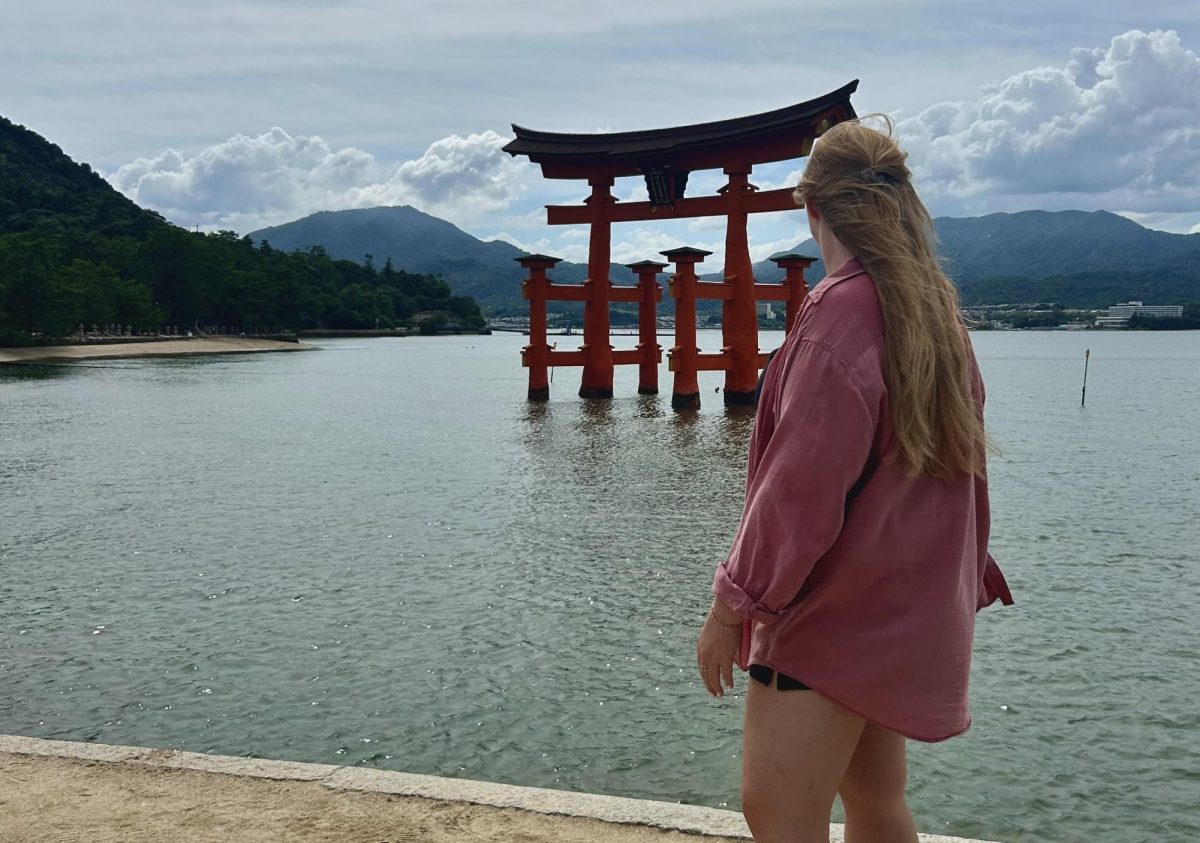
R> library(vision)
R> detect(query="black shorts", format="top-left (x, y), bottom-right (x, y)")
top-left (749, 664), bottom-right (811, 691)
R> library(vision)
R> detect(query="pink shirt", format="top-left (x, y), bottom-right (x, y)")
top-left (712, 257), bottom-right (1013, 742)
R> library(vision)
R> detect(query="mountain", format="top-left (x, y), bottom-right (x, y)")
top-left (0, 116), bottom-right (484, 342)
top-left (937, 210), bottom-right (1200, 279)
top-left (746, 210), bottom-right (1200, 308)
top-left (252, 205), bottom-right (1200, 314)
top-left (0, 116), bottom-right (165, 239)
top-left (250, 206), bottom-right (635, 313)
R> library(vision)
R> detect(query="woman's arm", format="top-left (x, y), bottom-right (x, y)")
top-left (713, 338), bottom-right (878, 624)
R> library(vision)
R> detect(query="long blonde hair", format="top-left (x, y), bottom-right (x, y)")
top-left (793, 118), bottom-right (985, 479)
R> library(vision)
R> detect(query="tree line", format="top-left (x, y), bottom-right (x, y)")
top-left (0, 225), bottom-right (486, 345)
top-left (0, 115), bottom-right (486, 345)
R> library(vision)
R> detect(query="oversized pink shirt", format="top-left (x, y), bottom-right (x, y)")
top-left (712, 257), bottom-right (1013, 742)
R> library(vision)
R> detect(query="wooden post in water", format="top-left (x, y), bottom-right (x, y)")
top-left (626, 260), bottom-right (666, 395)
top-left (770, 253), bottom-right (817, 333)
top-left (663, 247), bottom-right (711, 411)
top-left (1081, 348), bottom-right (1090, 408)
top-left (518, 254), bottom-right (562, 401)
top-left (579, 177), bottom-right (616, 399)
top-left (720, 166), bottom-right (760, 406)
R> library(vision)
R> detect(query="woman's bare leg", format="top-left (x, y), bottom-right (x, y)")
top-left (838, 722), bottom-right (918, 843)
top-left (741, 678), bottom-right (865, 843)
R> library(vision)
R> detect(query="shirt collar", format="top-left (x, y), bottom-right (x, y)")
top-left (809, 256), bottom-right (866, 300)
top-left (823, 256), bottom-right (866, 286)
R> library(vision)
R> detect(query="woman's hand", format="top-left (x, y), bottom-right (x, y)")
top-left (696, 599), bottom-right (743, 697)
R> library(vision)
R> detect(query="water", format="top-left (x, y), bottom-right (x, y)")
top-left (1, 330), bottom-right (1197, 843)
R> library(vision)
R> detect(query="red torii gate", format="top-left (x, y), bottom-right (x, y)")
top-left (503, 81), bottom-right (857, 409)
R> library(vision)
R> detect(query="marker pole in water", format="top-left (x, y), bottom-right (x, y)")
top-left (1081, 348), bottom-right (1090, 408)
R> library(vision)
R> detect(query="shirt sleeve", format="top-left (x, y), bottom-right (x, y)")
top-left (978, 552), bottom-right (1015, 609)
top-left (713, 338), bottom-right (878, 624)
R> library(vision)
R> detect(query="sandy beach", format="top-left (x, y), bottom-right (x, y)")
top-left (0, 751), bottom-right (745, 843)
top-left (0, 337), bottom-right (307, 365)
top-left (0, 736), bottom-right (1006, 843)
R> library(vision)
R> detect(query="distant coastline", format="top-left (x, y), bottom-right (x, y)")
top-left (0, 337), bottom-right (307, 365)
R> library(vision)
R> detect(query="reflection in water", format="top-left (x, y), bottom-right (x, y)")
top-left (576, 396), bottom-right (616, 429)
top-left (713, 408), bottom-right (756, 470)
top-left (0, 363), bottom-right (77, 382)
top-left (634, 394), bottom-right (666, 420)
top-left (523, 400), bottom-right (551, 423)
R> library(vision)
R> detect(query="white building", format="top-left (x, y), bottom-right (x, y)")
top-left (1096, 301), bottom-right (1183, 327)
top-left (1107, 301), bottom-right (1183, 318)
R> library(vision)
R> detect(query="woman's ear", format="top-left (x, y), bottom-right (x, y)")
top-left (806, 203), bottom-right (821, 244)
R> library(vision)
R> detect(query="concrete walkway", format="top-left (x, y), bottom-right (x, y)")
top-left (0, 735), bottom-right (1003, 842)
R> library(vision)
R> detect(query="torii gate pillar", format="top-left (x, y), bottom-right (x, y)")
top-left (721, 165), bottom-right (759, 406)
top-left (770, 253), bottom-right (817, 333)
top-left (579, 177), bottom-right (616, 399)
top-left (626, 260), bottom-right (666, 395)
top-left (518, 254), bottom-right (562, 401)
top-left (663, 247), bottom-right (711, 411)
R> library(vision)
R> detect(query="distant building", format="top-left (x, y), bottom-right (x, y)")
top-left (1107, 301), bottom-right (1183, 318)
top-left (757, 301), bottom-right (777, 320)
top-left (1096, 300), bottom-right (1183, 328)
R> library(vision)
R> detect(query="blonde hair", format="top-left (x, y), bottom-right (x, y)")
top-left (793, 117), bottom-right (985, 479)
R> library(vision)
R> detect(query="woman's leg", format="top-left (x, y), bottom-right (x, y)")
top-left (741, 677), bottom-right (865, 843)
top-left (838, 722), bottom-right (918, 843)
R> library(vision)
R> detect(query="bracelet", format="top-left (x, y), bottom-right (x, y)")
top-left (708, 607), bottom-right (742, 631)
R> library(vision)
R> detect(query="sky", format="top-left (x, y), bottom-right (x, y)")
top-left (3, 1), bottom-right (1199, 271)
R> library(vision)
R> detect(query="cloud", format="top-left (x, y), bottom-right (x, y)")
top-left (750, 235), bottom-right (810, 263)
top-left (900, 29), bottom-right (1200, 219)
top-left (107, 128), bottom-right (534, 233)
top-left (350, 131), bottom-right (532, 221)
top-left (607, 228), bottom-right (728, 269)
top-left (489, 232), bottom-right (585, 262)
top-left (103, 27), bottom-right (1200, 255)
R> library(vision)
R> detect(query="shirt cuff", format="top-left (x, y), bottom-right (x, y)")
top-left (712, 562), bottom-right (783, 625)
top-left (978, 552), bottom-right (1015, 609)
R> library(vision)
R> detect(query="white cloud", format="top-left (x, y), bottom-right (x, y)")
top-left (1117, 210), bottom-right (1200, 234)
top-left (489, 232), bottom-right (585, 262)
top-left (607, 228), bottom-right (726, 268)
top-left (107, 128), bottom-right (535, 233)
top-left (750, 235), bottom-right (810, 263)
top-left (688, 216), bottom-right (727, 232)
top-left (900, 29), bottom-right (1200, 217)
top-left (101, 27), bottom-right (1200, 259)
top-left (622, 182), bottom-right (649, 203)
top-left (350, 131), bottom-right (533, 222)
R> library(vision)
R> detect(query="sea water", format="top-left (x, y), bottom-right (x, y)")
top-left (2, 330), bottom-right (1197, 843)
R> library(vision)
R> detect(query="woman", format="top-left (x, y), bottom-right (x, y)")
top-left (696, 119), bottom-right (1013, 843)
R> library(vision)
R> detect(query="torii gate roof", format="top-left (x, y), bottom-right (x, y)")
top-left (503, 80), bottom-right (858, 179)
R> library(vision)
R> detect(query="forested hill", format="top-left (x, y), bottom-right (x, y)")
top-left (0, 117), bottom-right (162, 239)
top-left (251, 205), bottom-right (637, 313)
top-left (255, 204), bottom-right (1200, 313)
top-left (748, 210), bottom-right (1200, 308)
top-left (0, 116), bottom-right (485, 344)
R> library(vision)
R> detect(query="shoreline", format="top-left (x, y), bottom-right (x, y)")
top-left (0, 735), bottom-right (1003, 843)
top-left (0, 337), bottom-right (308, 365)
